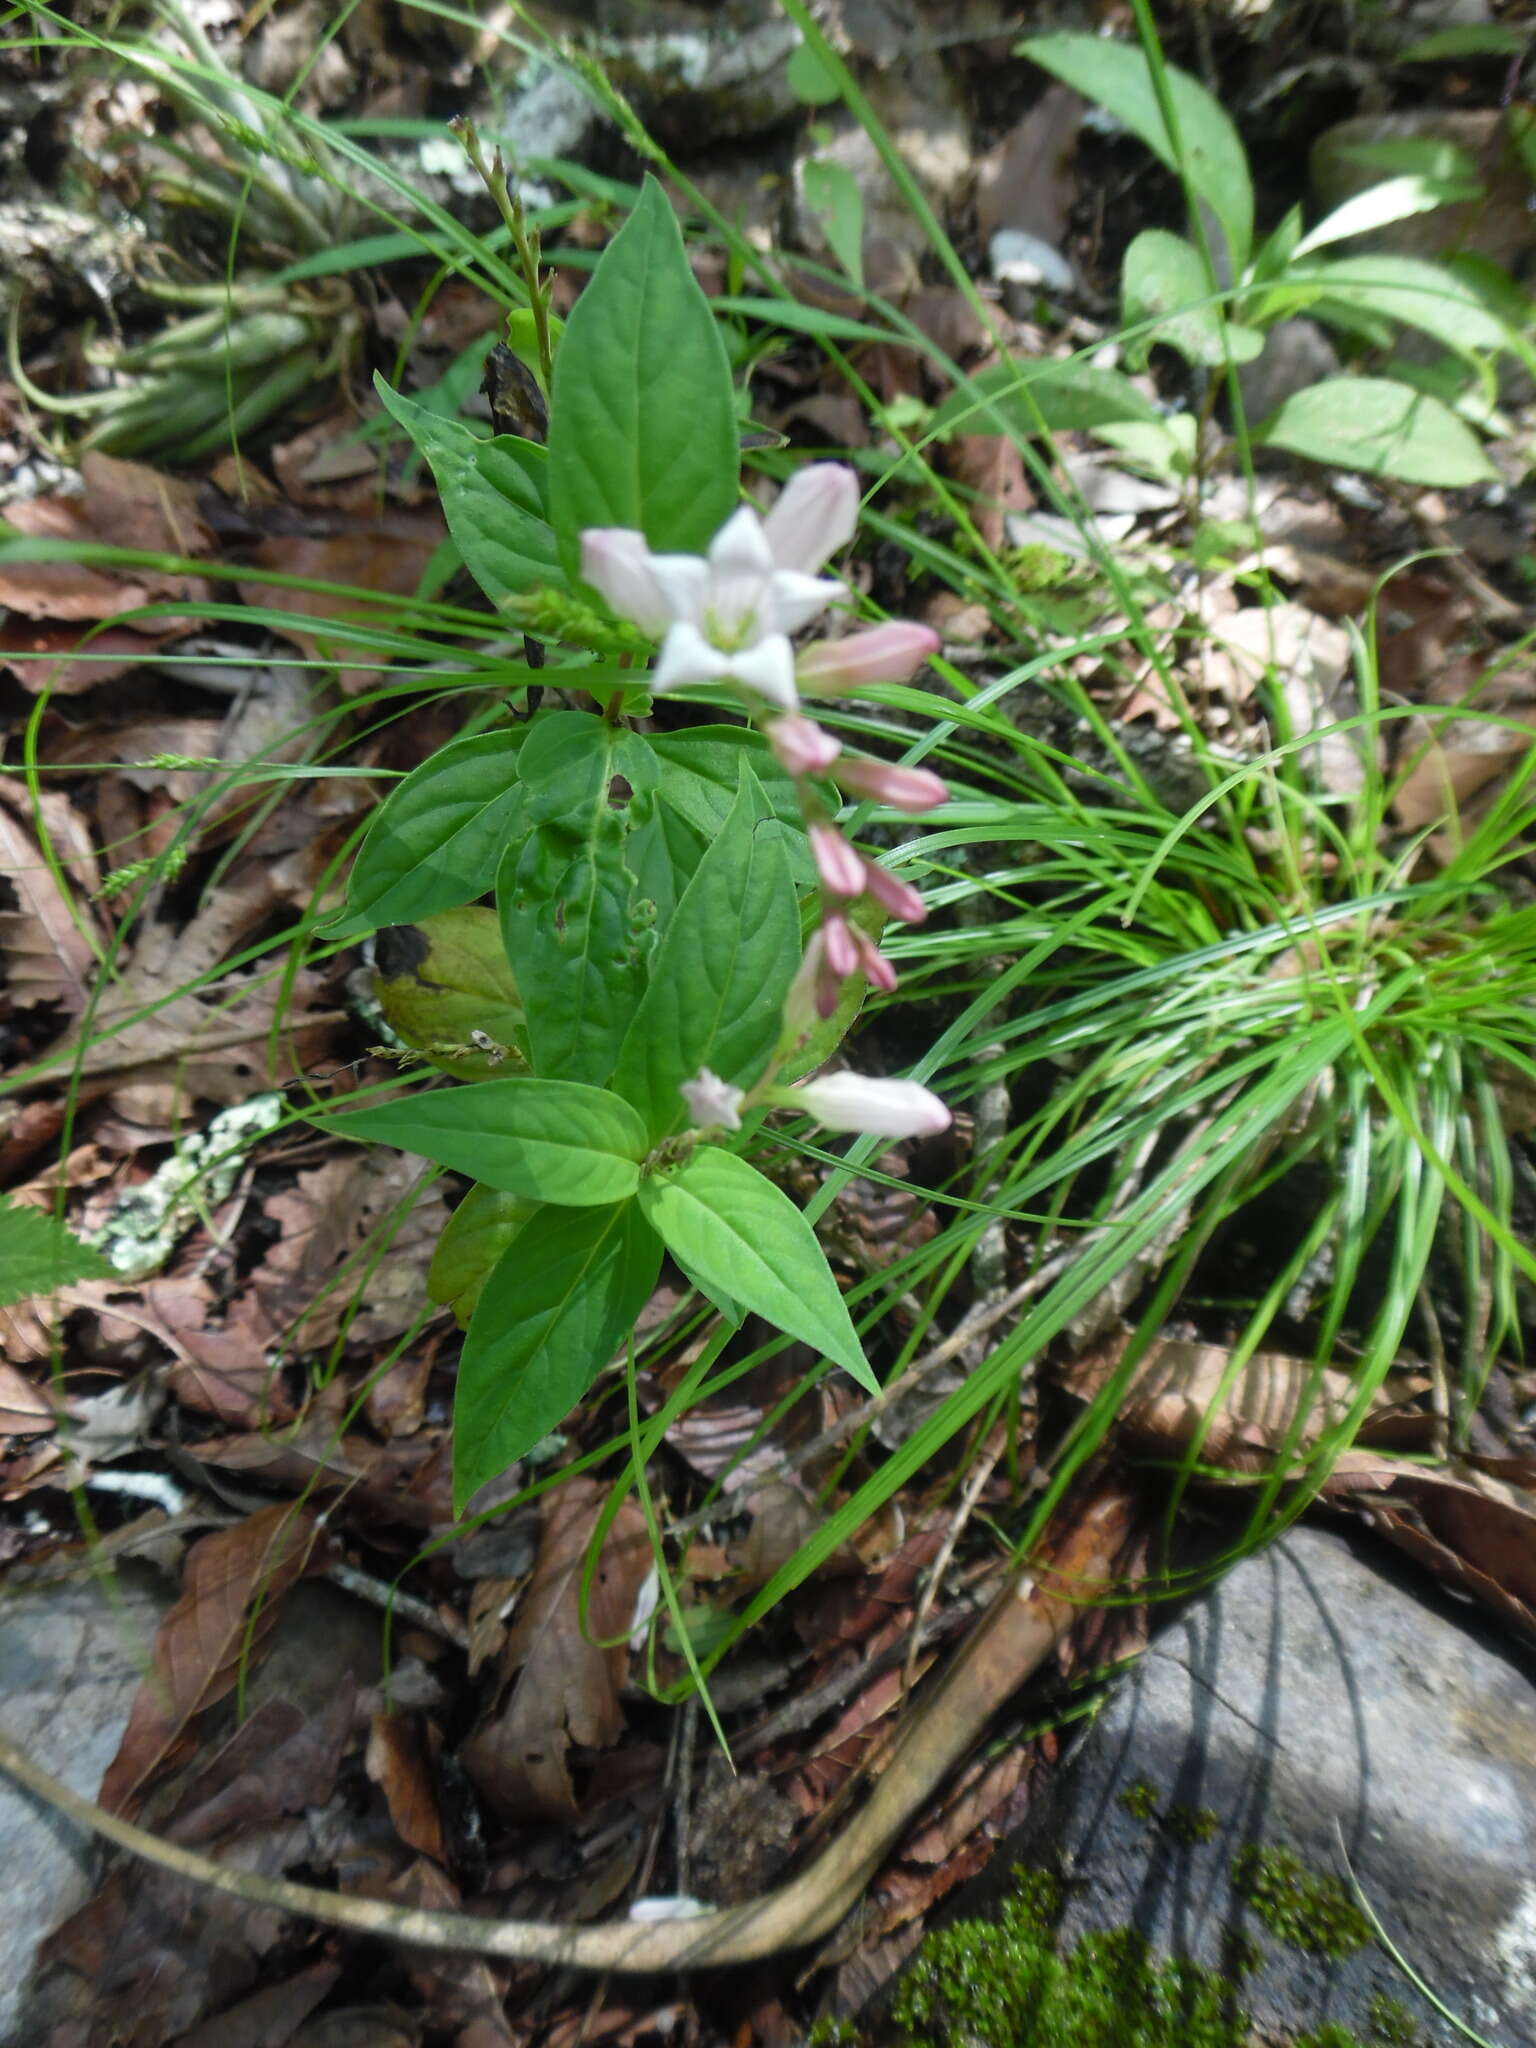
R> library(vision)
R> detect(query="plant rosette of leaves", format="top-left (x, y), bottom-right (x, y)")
top-left (309, 174), bottom-right (953, 1512)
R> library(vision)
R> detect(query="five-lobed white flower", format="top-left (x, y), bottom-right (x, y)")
top-left (580, 465), bottom-right (860, 711)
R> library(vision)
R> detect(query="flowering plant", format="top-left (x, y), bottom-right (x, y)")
top-left (310, 176), bottom-right (949, 1512)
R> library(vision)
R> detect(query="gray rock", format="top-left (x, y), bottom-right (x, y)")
top-left (0, 1566), bottom-right (174, 2046)
top-left (1238, 318), bottom-right (1342, 427)
top-left (991, 1526), bottom-right (1536, 2045)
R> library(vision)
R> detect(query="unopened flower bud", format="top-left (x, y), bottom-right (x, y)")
top-left (779, 1071), bottom-right (951, 1138)
top-left (810, 823), bottom-right (866, 899)
top-left (833, 755), bottom-right (948, 813)
top-left (767, 713), bottom-right (842, 778)
top-left (796, 622), bottom-right (941, 696)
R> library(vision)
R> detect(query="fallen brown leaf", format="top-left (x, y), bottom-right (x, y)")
top-left (463, 1476), bottom-right (652, 1820)
top-left (243, 520), bottom-right (445, 692)
top-left (367, 1711), bottom-right (447, 1862)
top-left (99, 1501), bottom-right (323, 1816)
top-left (0, 781), bottom-right (98, 1016)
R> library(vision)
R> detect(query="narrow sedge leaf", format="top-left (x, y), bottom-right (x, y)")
top-left (1018, 32), bottom-right (1253, 273)
top-left (546, 174), bottom-right (737, 575)
top-left (497, 713), bottom-right (650, 1087)
top-left (375, 377), bottom-right (562, 602)
top-left (329, 728), bottom-right (525, 935)
top-left (0, 1196), bottom-right (113, 1306)
top-left (310, 1077), bottom-right (648, 1206)
top-left (453, 1201), bottom-right (662, 1509)
top-left (613, 760), bottom-right (799, 1138)
top-left (638, 1148), bottom-right (875, 1392)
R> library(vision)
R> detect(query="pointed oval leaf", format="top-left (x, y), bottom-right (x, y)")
top-left (329, 728), bottom-right (525, 937)
top-left (311, 1078), bottom-right (648, 1205)
top-left (1018, 33), bottom-right (1252, 273)
top-left (427, 1181), bottom-right (536, 1328)
top-left (638, 1148), bottom-right (875, 1392)
top-left (453, 1201), bottom-right (662, 1509)
top-left (546, 174), bottom-right (737, 576)
top-left (1255, 376), bottom-right (1496, 487)
top-left (375, 376), bottom-right (562, 604)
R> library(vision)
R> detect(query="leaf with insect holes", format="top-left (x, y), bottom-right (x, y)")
top-left (613, 759), bottom-right (799, 1139)
top-left (453, 1201), bottom-right (662, 1509)
top-left (310, 1077), bottom-right (648, 1206)
top-left (375, 376), bottom-right (562, 603)
top-left (639, 1147), bottom-right (875, 1391)
top-left (497, 713), bottom-right (656, 1088)
top-left (328, 727), bottom-right (526, 937)
top-left (547, 175), bottom-right (737, 578)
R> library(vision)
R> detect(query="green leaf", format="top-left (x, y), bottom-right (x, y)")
top-left (1122, 230), bottom-right (1263, 368)
top-left (497, 712), bottom-right (651, 1086)
top-left (1018, 32), bottom-right (1252, 273)
top-left (1293, 174), bottom-right (1481, 258)
top-left (1397, 22), bottom-right (1527, 60)
top-left (787, 37), bottom-right (842, 104)
top-left (310, 1077), bottom-right (649, 1206)
top-left (1254, 375), bottom-right (1496, 486)
top-left (803, 157), bottom-right (864, 288)
top-left (453, 1200), bottom-right (662, 1508)
top-left (330, 728), bottom-right (525, 936)
top-left (374, 377), bottom-right (562, 603)
top-left (373, 905), bottom-right (527, 1079)
top-left (0, 1197), bottom-right (113, 1308)
top-left (428, 1181), bottom-right (536, 1328)
top-left (638, 1148), bottom-right (874, 1392)
top-left (1287, 254), bottom-right (1524, 370)
top-left (546, 175), bottom-right (737, 577)
top-left (932, 355), bottom-right (1162, 440)
top-left (613, 761), bottom-right (799, 1139)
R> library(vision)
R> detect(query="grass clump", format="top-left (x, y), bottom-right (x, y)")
top-left (1231, 1845), bottom-right (1373, 1958)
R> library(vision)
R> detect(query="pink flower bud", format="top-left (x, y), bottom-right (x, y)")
top-left (822, 912), bottom-right (859, 980)
top-left (861, 861), bottom-right (927, 925)
top-left (766, 713), bottom-right (842, 779)
top-left (833, 755), bottom-right (948, 813)
top-left (796, 622), bottom-right (942, 696)
top-left (810, 823), bottom-right (865, 899)
top-left (782, 1071), bottom-right (952, 1139)
top-left (852, 926), bottom-right (899, 994)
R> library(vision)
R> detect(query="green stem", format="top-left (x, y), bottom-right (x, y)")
top-left (451, 117), bottom-right (555, 391)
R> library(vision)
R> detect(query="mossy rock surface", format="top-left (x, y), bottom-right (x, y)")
top-left (853, 1528), bottom-right (1536, 2048)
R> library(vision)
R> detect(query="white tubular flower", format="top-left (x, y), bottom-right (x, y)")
top-left (680, 1067), bottom-right (745, 1132)
top-left (780, 1071), bottom-right (951, 1138)
top-left (579, 466), bottom-right (860, 711)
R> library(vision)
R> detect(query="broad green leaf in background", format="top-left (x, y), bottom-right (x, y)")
top-left (932, 355), bottom-right (1162, 440)
top-left (638, 1147), bottom-right (875, 1391)
top-left (498, 712), bottom-right (651, 1087)
top-left (0, 1197), bottom-right (113, 1307)
top-left (375, 378), bottom-right (561, 604)
top-left (373, 905), bottom-right (528, 1079)
top-left (1292, 173), bottom-right (1483, 258)
top-left (802, 157), bottom-right (864, 288)
top-left (427, 1182), bottom-right (537, 1328)
top-left (1279, 254), bottom-right (1528, 375)
top-left (613, 761), bottom-right (799, 1138)
top-left (1255, 376), bottom-right (1497, 486)
top-left (310, 1077), bottom-right (648, 1205)
top-left (1018, 32), bottom-right (1253, 274)
top-left (453, 1200), bottom-right (663, 1508)
top-left (329, 727), bottom-right (525, 936)
top-left (546, 174), bottom-right (737, 577)
top-left (1122, 229), bottom-right (1264, 368)
top-left (787, 35), bottom-right (842, 104)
